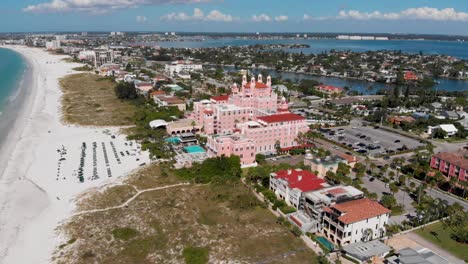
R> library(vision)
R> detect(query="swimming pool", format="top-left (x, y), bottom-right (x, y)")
top-left (165, 137), bottom-right (181, 144)
top-left (183, 145), bottom-right (206, 153)
top-left (315, 236), bottom-right (334, 251)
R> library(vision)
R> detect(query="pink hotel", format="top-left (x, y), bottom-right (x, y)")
top-left (191, 74), bottom-right (309, 167)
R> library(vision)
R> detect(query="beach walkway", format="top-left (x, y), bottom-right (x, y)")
top-left (71, 182), bottom-right (190, 217)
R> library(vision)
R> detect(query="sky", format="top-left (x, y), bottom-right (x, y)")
top-left (1, 0), bottom-right (468, 35)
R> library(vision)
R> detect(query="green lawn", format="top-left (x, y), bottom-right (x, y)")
top-left (413, 222), bottom-right (468, 261)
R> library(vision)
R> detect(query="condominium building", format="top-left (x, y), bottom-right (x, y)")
top-left (269, 169), bottom-right (328, 209)
top-left (45, 40), bottom-right (61, 50)
top-left (322, 198), bottom-right (390, 246)
top-left (303, 185), bottom-right (364, 222)
top-left (430, 152), bottom-right (467, 182)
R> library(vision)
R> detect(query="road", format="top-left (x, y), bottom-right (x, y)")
top-left (407, 178), bottom-right (468, 211)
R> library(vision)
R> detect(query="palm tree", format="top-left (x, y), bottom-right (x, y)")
top-left (362, 228), bottom-right (373, 242)
top-left (461, 181), bottom-right (468, 199)
top-left (370, 163), bottom-right (377, 175)
top-left (417, 183), bottom-right (427, 206)
top-left (388, 171), bottom-right (396, 180)
top-left (448, 176), bottom-right (457, 193)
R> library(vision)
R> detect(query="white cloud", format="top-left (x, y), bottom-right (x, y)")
top-left (303, 14), bottom-right (312, 20)
top-left (274, 15), bottom-right (288, 22)
top-left (23, 0), bottom-right (214, 14)
top-left (337, 7), bottom-right (468, 21)
top-left (252, 14), bottom-right (271, 22)
top-left (161, 8), bottom-right (236, 22)
top-left (136, 15), bottom-right (147, 22)
top-left (206, 10), bottom-right (234, 22)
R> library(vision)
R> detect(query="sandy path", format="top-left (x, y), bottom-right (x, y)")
top-left (71, 183), bottom-right (190, 217)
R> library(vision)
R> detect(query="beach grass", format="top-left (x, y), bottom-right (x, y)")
top-left (76, 184), bottom-right (138, 211)
top-left (54, 164), bottom-right (317, 264)
top-left (413, 222), bottom-right (468, 261)
top-left (59, 73), bottom-right (136, 126)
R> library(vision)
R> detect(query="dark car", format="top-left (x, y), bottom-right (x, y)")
top-left (394, 140), bottom-right (401, 143)
top-left (369, 177), bottom-right (375, 182)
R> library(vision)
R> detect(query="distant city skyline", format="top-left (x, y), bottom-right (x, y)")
top-left (1, 0), bottom-right (468, 35)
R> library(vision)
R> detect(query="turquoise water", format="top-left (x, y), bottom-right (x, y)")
top-left (315, 236), bottom-right (334, 251)
top-left (165, 137), bottom-right (181, 144)
top-left (0, 48), bottom-right (25, 112)
top-left (184, 145), bottom-right (206, 153)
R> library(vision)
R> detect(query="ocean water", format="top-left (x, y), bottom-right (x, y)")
top-left (0, 48), bottom-right (26, 114)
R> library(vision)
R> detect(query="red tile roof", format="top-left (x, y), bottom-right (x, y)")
top-left (273, 169), bottom-right (326, 192)
top-left (324, 198), bottom-right (390, 224)
top-left (328, 187), bottom-right (346, 195)
top-left (244, 82), bottom-right (268, 89)
top-left (404, 71), bottom-right (418, 80)
top-left (433, 152), bottom-right (468, 170)
top-left (317, 84), bottom-right (343, 92)
top-left (150, 90), bottom-right (166, 96)
top-left (258, 113), bottom-right (305, 123)
top-left (211, 95), bottom-right (229, 102)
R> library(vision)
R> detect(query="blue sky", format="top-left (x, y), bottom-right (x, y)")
top-left (1, 0), bottom-right (468, 34)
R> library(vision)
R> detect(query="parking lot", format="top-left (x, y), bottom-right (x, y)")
top-left (322, 125), bottom-right (425, 157)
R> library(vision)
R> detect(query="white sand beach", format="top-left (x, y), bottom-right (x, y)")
top-left (0, 46), bottom-right (150, 264)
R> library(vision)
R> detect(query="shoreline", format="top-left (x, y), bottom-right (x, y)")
top-left (0, 48), bottom-right (33, 178)
top-left (0, 46), bottom-right (150, 264)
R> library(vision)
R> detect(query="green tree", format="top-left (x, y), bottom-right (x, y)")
top-left (380, 194), bottom-right (397, 209)
top-left (255, 154), bottom-right (266, 165)
top-left (389, 182), bottom-right (399, 195)
top-left (115, 82), bottom-right (137, 100)
top-left (432, 129), bottom-right (447, 139)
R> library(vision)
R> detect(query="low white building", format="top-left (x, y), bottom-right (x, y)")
top-left (427, 124), bottom-right (458, 137)
top-left (322, 198), bottom-right (390, 246)
top-left (165, 61), bottom-right (202, 76)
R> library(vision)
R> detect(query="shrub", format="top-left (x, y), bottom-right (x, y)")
top-left (183, 247), bottom-right (209, 264)
top-left (291, 226), bottom-right (302, 237)
top-left (81, 250), bottom-right (95, 259)
top-left (280, 205), bottom-right (297, 214)
top-left (112, 227), bottom-right (139, 240)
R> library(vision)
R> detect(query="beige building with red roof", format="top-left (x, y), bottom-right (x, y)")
top-left (322, 198), bottom-right (390, 246)
top-left (153, 95), bottom-right (186, 111)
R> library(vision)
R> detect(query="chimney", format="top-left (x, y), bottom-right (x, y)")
top-left (287, 169), bottom-right (292, 175)
top-left (298, 175), bottom-right (302, 181)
